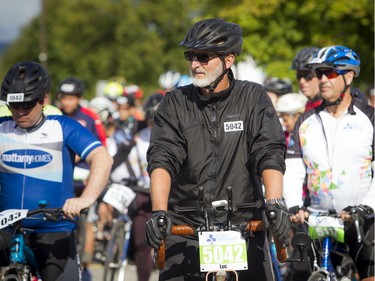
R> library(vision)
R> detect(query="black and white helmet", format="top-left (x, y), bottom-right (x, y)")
top-left (144, 93), bottom-right (164, 121)
top-left (264, 77), bottom-right (293, 96)
top-left (291, 47), bottom-right (320, 71)
top-left (179, 18), bottom-right (243, 55)
top-left (58, 77), bottom-right (85, 97)
top-left (158, 71), bottom-right (181, 90)
top-left (1, 61), bottom-right (50, 103)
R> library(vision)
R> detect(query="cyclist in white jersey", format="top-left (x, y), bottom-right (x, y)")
top-left (283, 46), bottom-right (374, 280)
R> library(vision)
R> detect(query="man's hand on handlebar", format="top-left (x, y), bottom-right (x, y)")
top-left (145, 210), bottom-right (172, 250)
top-left (265, 199), bottom-right (290, 247)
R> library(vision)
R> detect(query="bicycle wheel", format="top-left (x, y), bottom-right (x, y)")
top-left (103, 219), bottom-right (130, 281)
top-left (2, 274), bottom-right (22, 281)
top-left (75, 213), bottom-right (87, 263)
top-left (307, 271), bottom-right (328, 281)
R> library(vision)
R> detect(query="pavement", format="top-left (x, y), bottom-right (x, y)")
top-left (90, 262), bottom-right (159, 281)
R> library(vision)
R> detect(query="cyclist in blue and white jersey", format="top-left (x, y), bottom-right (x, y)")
top-left (283, 46), bottom-right (374, 281)
top-left (0, 61), bottom-right (113, 281)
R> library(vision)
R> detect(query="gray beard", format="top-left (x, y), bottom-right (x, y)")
top-left (190, 63), bottom-right (223, 88)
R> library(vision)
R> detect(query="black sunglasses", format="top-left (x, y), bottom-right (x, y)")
top-left (296, 71), bottom-right (315, 81)
top-left (315, 68), bottom-right (346, 80)
top-left (8, 99), bottom-right (40, 110)
top-left (184, 51), bottom-right (219, 63)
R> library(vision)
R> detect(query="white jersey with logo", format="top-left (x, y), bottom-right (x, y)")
top-left (283, 99), bottom-right (375, 212)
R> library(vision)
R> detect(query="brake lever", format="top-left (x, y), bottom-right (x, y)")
top-left (351, 209), bottom-right (362, 244)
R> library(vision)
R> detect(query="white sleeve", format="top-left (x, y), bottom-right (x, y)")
top-left (283, 158), bottom-right (306, 209)
top-left (361, 161), bottom-right (375, 211)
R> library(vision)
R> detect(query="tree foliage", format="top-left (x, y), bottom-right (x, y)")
top-left (0, 0), bottom-right (373, 100)
top-left (215, 0), bottom-right (374, 90)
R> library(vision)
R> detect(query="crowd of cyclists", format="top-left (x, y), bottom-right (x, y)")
top-left (0, 17), bottom-right (374, 281)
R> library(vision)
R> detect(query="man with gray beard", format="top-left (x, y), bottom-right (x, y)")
top-left (145, 18), bottom-right (290, 281)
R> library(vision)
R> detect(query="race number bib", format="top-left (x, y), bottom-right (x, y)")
top-left (224, 121), bottom-right (243, 132)
top-left (0, 209), bottom-right (28, 229)
top-left (308, 214), bottom-right (345, 243)
top-left (198, 231), bottom-right (248, 272)
top-left (103, 183), bottom-right (136, 214)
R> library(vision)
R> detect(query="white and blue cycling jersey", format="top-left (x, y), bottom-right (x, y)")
top-left (0, 115), bottom-right (102, 233)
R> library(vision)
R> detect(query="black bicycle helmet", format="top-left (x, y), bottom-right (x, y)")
top-left (264, 77), bottom-right (293, 96)
top-left (144, 93), bottom-right (164, 121)
top-left (179, 18), bottom-right (243, 55)
top-left (1, 61), bottom-right (50, 103)
top-left (291, 47), bottom-right (320, 71)
top-left (58, 77), bottom-right (85, 96)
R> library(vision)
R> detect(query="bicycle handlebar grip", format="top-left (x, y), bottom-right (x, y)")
top-left (155, 225), bottom-right (195, 270)
top-left (155, 240), bottom-right (166, 270)
top-left (273, 238), bottom-right (287, 263)
top-left (171, 225), bottom-right (195, 236)
top-left (245, 220), bottom-right (287, 263)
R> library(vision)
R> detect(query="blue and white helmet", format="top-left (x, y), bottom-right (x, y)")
top-left (306, 45), bottom-right (360, 77)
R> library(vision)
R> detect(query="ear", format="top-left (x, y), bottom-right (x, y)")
top-left (345, 71), bottom-right (355, 85)
top-left (43, 93), bottom-right (50, 105)
top-left (225, 54), bottom-right (235, 69)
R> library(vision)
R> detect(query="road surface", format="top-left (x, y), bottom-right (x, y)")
top-left (90, 262), bottom-right (159, 281)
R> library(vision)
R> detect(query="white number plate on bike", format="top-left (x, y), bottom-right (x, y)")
top-left (0, 209), bottom-right (28, 229)
top-left (198, 230), bottom-right (248, 272)
top-left (308, 214), bottom-right (345, 243)
top-left (103, 183), bottom-right (136, 214)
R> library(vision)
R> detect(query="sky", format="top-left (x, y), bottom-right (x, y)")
top-left (0, 0), bottom-right (41, 43)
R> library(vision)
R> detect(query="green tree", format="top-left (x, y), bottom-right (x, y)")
top-left (215, 0), bottom-right (374, 90)
top-left (0, 0), bottom-right (203, 99)
top-left (0, 0), bottom-right (373, 99)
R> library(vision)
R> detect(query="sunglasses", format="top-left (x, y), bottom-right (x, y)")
top-left (296, 71), bottom-right (315, 81)
top-left (184, 51), bottom-right (219, 63)
top-left (8, 99), bottom-right (40, 110)
top-left (315, 69), bottom-right (346, 80)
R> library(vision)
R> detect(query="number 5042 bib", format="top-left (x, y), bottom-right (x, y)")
top-left (198, 230), bottom-right (248, 272)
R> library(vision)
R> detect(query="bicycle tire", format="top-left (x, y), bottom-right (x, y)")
top-left (103, 220), bottom-right (128, 281)
top-left (2, 274), bottom-right (23, 281)
top-left (75, 213), bottom-right (87, 263)
top-left (307, 271), bottom-right (328, 281)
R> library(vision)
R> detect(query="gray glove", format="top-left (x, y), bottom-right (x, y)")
top-left (145, 210), bottom-right (172, 249)
top-left (266, 199), bottom-right (290, 247)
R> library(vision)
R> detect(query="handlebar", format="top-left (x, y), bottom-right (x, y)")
top-left (155, 220), bottom-right (287, 270)
top-left (305, 206), bottom-right (373, 246)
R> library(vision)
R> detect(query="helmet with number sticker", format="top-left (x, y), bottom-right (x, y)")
top-left (1, 61), bottom-right (51, 103)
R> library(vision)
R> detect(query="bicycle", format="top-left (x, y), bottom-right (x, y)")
top-left (101, 181), bottom-right (136, 281)
top-left (291, 206), bottom-right (373, 281)
top-left (156, 186), bottom-right (287, 281)
top-left (0, 201), bottom-right (74, 281)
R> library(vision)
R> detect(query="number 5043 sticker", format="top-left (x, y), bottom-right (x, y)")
top-left (198, 231), bottom-right (248, 272)
top-left (0, 209), bottom-right (28, 229)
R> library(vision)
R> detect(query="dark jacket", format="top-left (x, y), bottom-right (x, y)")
top-left (147, 72), bottom-right (286, 227)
